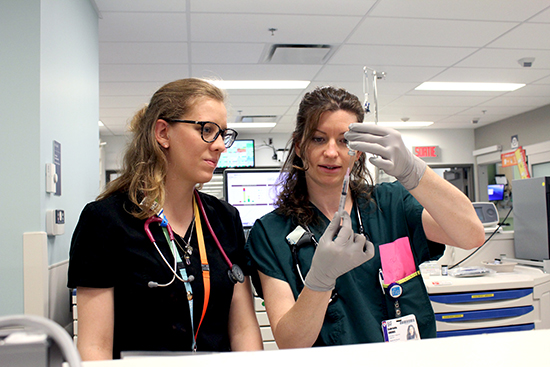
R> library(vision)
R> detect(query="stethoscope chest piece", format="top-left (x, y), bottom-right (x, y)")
top-left (228, 264), bottom-right (245, 284)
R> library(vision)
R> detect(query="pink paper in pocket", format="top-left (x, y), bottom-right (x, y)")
top-left (379, 237), bottom-right (416, 284)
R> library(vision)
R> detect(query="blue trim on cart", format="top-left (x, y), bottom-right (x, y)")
top-left (429, 288), bottom-right (532, 304)
top-left (437, 323), bottom-right (534, 338)
top-left (435, 305), bottom-right (534, 322)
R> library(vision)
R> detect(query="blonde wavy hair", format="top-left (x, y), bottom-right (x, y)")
top-left (98, 78), bottom-right (226, 219)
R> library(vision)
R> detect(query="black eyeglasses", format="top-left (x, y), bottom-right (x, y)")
top-left (164, 119), bottom-right (238, 148)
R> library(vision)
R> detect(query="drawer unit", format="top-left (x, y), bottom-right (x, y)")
top-left (254, 296), bottom-right (278, 350)
top-left (424, 266), bottom-right (550, 338)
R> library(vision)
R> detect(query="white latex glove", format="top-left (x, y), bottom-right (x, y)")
top-left (345, 123), bottom-right (427, 190)
top-left (305, 211), bottom-right (375, 292)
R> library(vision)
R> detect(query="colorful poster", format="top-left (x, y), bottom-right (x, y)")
top-left (514, 148), bottom-right (530, 179)
top-left (501, 151), bottom-right (517, 167)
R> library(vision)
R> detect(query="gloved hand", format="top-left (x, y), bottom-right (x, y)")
top-left (345, 123), bottom-right (427, 190)
top-left (305, 211), bottom-right (375, 292)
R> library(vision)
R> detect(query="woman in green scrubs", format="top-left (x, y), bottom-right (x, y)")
top-left (246, 86), bottom-right (484, 348)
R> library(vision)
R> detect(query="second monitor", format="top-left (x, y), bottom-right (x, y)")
top-left (224, 168), bottom-right (284, 228)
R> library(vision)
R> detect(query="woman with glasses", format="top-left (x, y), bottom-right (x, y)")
top-left (68, 78), bottom-right (263, 360)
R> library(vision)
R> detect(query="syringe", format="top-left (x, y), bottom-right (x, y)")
top-left (338, 150), bottom-right (356, 216)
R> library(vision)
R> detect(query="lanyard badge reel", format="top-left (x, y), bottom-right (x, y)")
top-left (379, 237), bottom-right (421, 342)
top-left (388, 282), bottom-right (402, 317)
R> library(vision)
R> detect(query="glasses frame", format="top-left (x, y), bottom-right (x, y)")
top-left (163, 119), bottom-right (238, 148)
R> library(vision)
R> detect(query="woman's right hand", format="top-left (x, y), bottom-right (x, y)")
top-left (304, 212), bottom-right (374, 292)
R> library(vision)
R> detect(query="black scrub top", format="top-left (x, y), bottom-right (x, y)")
top-left (68, 191), bottom-right (248, 358)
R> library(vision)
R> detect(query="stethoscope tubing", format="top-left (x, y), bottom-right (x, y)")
top-left (193, 190), bottom-right (234, 269)
top-left (144, 216), bottom-right (193, 284)
top-left (145, 190), bottom-right (240, 287)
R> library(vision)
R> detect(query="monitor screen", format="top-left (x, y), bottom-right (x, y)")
top-left (488, 184), bottom-right (505, 201)
top-left (224, 168), bottom-right (284, 228)
top-left (217, 139), bottom-right (254, 169)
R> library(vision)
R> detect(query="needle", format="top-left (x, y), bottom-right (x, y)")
top-left (338, 150), bottom-right (356, 216)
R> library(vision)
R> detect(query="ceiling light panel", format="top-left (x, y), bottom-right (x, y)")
top-left (415, 82), bottom-right (525, 91)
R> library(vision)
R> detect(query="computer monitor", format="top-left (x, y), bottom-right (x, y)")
top-left (223, 168), bottom-right (284, 228)
top-left (216, 139), bottom-right (254, 170)
top-left (488, 184), bottom-right (505, 201)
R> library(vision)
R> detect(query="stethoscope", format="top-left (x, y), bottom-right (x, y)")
top-left (144, 189), bottom-right (245, 287)
top-left (289, 203), bottom-right (368, 300)
top-left (143, 189), bottom-right (244, 351)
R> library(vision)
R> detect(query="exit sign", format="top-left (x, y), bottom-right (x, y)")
top-left (413, 146), bottom-right (439, 158)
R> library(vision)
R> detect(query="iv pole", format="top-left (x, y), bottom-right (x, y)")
top-left (363, 66), bottom-right (386, 184)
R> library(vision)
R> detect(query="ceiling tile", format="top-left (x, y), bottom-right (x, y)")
top-left (99, 95), bottom-right (150, 108)
top-left (348, 18), bottom-right (518, 47)
top-left (99, 42), bottom-right (188, 64)
top-left (100, 81), bottom-right (165, 96)
top-left (190, 0), bottom-right (376, 16)
top-left (94, 0), bottom-right (186, 12)
top-left (99, 12), bottom-right (187, 42)
top-left (488, 23), bottom-right (550, 49)
top-left (431, 66), bottom-right (550, 83)
top-left (455, 48), bottom-right (550, 68)
top-left (94, 0), bottom-right (550, 135)
top-left (100, 64), bottom-right (189, 82)
top-left (528, 7), bottom-right (550, 23)
top-left (191, 42), bottom-right (266, 64)
top-left (369, 1), bottom-right (550, 21)
top-left (190, 13), bottom-right (362, 44)
top-left (329, 44), bottom-right (479, 67)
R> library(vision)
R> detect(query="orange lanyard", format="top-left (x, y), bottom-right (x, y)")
top-left (193, 195), bottom-right (210, 344)
top-left (159, 197), bottom-right (210, 351)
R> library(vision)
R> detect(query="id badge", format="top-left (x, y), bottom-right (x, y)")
top-left (381, 314), bottom-right (420, 342)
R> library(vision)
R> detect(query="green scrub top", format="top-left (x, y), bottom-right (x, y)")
top-left (246, 181), bottom-right (438, 345)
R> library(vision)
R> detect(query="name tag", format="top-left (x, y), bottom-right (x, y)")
top-left (381, 314), bottom-right (420, 342)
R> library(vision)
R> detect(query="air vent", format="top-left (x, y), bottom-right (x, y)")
top-left (235, 115), bottom-right (278, 123)
top-left (263, 44), bottom-right (333, 64)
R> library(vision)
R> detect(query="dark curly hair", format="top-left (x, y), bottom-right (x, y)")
top-left (275, 86), bottom-right (374, 227)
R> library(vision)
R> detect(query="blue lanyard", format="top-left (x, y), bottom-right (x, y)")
top-left (161, 227), bottom-right (196, 351)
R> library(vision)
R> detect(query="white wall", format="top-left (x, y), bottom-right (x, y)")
top-left (0, 0), bottom-right (99, 317)
top-left (0, 0), bottom-right (41, 316)
top-left (401, 129), bottom-right (476, 164)
top-left (475, 104), bottom-right (550, 150)
top-left (41, 0), bottom-right (100, 264)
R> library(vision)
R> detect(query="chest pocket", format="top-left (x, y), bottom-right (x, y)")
top-left (383, 273), bottom-right (436, 339)
top-left (380, 237), bottom-right (436, 339)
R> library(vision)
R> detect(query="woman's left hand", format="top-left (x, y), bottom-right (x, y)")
top-left (345, 123), bottom-right (426, 190)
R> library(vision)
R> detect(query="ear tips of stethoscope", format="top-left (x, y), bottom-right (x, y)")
top-left (187, 275), bottom-right (195, 282)
top-left (148, 281), bottom-right (158, 288)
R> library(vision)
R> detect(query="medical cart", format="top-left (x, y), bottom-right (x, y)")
top-left (424, 265), bottom-right (550, 337)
